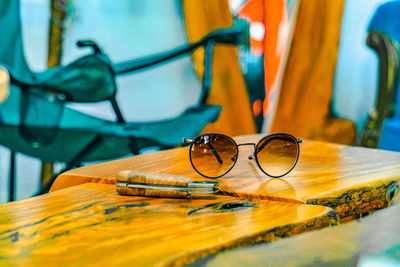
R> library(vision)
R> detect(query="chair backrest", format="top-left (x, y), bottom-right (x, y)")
top-left (364, 1), bottom-right (400, 152)
top-left (0, 1), bottom-right (66, 148)
top-left (368, 0), bottom-right (400, 120)
top-left (0, 1), bottom-right (33, 78)
top-left (0, 0), bottom-right (226, 163)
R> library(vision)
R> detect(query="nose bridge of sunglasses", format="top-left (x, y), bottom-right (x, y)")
top-left (237, 143), bottom-right (256, 160)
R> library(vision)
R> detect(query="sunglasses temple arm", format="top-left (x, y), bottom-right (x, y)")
top-left (257, 139), bottom-right (270, 153)
top-left (183, 137), bottom-right (195, 144)
top-left (207, 143), bottom-right (223, 164)
top-left (183, 137), bottom-right (223, 164)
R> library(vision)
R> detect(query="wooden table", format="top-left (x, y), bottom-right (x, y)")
top-left (0, 184), bottom-right (336, 266)
top-left (52, 135), bottom-right (400, 218)
top-left (1, 135), bottom-right (400, 266)
top-left (206, 187), bottom-right (400, 266)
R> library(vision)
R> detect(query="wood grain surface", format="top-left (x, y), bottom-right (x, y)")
top-left (270, 0), bottom-right (357, 145)
top-left (116, 171), bottom-right (217, 198)
top-left (51, 135), bottom-right (400, 218)
top-left (182, 0), bottom-right (257, 136)
top-left (117, 170), bottom-right (193, 187)
top-left (0, 183), bottom-right (337, 266)
top-left (206, 198), bottom-right (400, 267)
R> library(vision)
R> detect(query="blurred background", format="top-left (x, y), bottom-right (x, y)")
top-left (0, 0), bottom-right (399, 202)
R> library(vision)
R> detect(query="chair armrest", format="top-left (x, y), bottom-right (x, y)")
top-left (366, 31), bottom-right (399, 118)
top-left (77, 40), bottom-right (105, 55)
top-left (6, 55), bottom-right (114, 103)
top-left (359, 31), bottom-right (400, 147)
top-left (113, 26), bottom-right (243, 106)
top-left (112, 26), bottom-right (243, 75)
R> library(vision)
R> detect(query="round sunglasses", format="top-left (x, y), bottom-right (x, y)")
top-left (184, 133), bottom-right (302, 178)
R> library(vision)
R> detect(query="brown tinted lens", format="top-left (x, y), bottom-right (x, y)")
top-left (190, 134), bottom-right (238, 178)
top-left (256, 134), bottom-right (298, 177)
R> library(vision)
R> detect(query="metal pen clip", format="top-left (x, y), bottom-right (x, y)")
top-left (116, 170), bottom-right (219, 198)
top-left (116, 181), bottom-right (218, 195)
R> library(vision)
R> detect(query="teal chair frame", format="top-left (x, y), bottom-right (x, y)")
top-left (0, 1), bottom-right (243, 200)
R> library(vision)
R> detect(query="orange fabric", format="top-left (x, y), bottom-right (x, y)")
top-left (238, 0), bottom-right (264, 56)
top-left (263, 0), bottom-right (288, 116)
top-left (238, 0), bottom-right (288, 119)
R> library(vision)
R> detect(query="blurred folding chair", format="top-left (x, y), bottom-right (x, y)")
top-left (0, 1), bottom-right (243, 200)
top-left (360, 0), bottom-right (400, 151)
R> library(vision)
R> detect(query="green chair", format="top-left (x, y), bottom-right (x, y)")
top-left (0, 1), bottom-right (243, 200)
top-left (360, 1), bottom-right (400, 151)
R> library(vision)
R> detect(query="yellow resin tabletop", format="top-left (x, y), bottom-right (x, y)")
top-left (207, 196), bottom-right (400, 267)
top-left (0, 183), bottom-right (336, 266)
top-left (51, 135), bottom-right (400, 218)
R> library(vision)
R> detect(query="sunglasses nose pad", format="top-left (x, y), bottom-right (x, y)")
top-left (248, 152), bottom-right (256, 160)
top-left (231, 154), bottom-right (237, 162)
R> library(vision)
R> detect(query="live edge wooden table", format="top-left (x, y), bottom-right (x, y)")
top-left (1, 135), bottom-right (400, 266)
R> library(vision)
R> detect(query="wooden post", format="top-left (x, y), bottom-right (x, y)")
top-left (182, 0), bottom-right (257, 136)
top-left (47, 0), bottom-right (67, 67)
top-left (41, 0), bottom-right (68, 189)
top-left (270, 0), bottom-right (356, 145)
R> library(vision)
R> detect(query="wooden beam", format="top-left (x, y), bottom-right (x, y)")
top-left (41, 0), bottom-right (69, 189)
top-left (182, 0), bottom-right (257, 136)
top-left (271, 0), bottom-right (356, 145)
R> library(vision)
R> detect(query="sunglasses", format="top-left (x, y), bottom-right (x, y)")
top-left (184, 133), bottom-right (302, 178)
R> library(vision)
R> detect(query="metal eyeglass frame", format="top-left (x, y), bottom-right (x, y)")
top-left (184, 133), bottom-right (302, 179)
